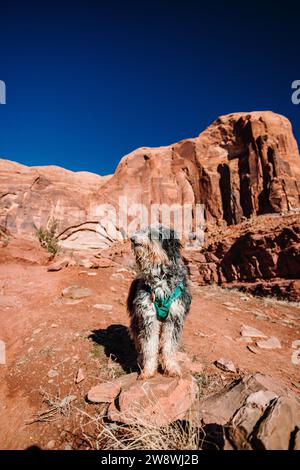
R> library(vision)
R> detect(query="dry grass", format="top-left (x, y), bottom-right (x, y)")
top-left (26, 370), bottom-right (228, 450)
top-left (67, 403), bottom-right (208, 450)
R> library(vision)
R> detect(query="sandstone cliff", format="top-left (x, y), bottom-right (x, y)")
top-left (1, 111), bottom-right (299, 250)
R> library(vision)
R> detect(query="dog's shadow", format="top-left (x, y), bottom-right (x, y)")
top-left (89, 324), bottom-right (139, 373)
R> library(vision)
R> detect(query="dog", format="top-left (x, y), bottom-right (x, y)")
top-left (127, 225), bottom-right (192, 379)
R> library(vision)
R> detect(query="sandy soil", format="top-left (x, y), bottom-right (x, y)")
top-left (0, 257), bottom-right (299, 449)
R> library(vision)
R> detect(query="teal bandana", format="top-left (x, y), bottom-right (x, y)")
top-left (148, 283), bottom-right (185, 321)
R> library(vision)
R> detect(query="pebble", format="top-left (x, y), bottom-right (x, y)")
top-left (47, 369), bottom-right (58, 378)
top-left (75, 368), bottom-right (85, 384)
top-left (92, 304), bottom-right (113, 311)
top-left (46, 440), bottom-right (56, 449)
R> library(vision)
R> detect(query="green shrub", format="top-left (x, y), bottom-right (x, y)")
top-left (37, 217), bottom-right (60, 255)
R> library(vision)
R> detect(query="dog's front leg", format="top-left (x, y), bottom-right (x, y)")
top-left (160, 314), bottom-right (183, 377)
top-left (139, 317), bottom-right (160, 379)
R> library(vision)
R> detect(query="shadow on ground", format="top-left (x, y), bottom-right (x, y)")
top-left (89, 324), bottom-right (139, 373)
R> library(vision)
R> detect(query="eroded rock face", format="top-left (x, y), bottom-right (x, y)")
top-left (183, 214), bottom-right (300, 300)
top-left (197, 373), bottom-right (300, 450)
top-left (98, 111), bottom-right (300, 230)
top-left (0, 159), bottom-right (114, 250)
top-left (1, 111), bottom-right (300, 251)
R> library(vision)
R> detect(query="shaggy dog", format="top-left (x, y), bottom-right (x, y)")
top-left (127, 225), bottom-right (192, 379)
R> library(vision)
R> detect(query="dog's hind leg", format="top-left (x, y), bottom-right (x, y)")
top-left (139, 318), bottom-right (160, 379)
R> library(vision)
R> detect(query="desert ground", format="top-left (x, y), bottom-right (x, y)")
top-left (0, 239), bottom-right (299, 450)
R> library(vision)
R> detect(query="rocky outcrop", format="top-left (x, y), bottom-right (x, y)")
top-left (85, 371), bottom-right (300, 449)
top-left (197, 373), bottom-right (300, 450)
top-left (1, 111), bottom-right (300, 296)
top-left (98, 111), bottom-right (300, 231)
top-left (183, 213), bottom-right (300, 300)
top-left (0, 159), bottom-right (114, 250)
top-left (1, 111), bottom-right (300, 250)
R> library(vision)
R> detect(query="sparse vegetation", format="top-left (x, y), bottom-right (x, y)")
top-left (0, 226), bottom-right (11, 247)
top-left (37, 217), bottom-right (60, 255)
top-left (28, 388), bottom-right (214, 450)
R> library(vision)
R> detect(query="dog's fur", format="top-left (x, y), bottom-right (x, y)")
top-left (127, 225), bottom-right (192, 379)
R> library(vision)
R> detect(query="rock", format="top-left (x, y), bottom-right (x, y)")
top-left (47, 258), bottom-right (69, 271)
top-left (223, 302), bottom-right (235, 307)
top-left (214, 358), bottom-right (236, 373)
top-left (228, 390), bottom-right (278, 449)
top-left (2, 111), bottom-right (299, 256)
top-left (198, 373), bottom-right (288, 426)
top-left (176, 352), bottom-right (204, 374)
top-left (61, 298), bottom-right (83, 305)
top-left (254, 396), bottom-right (300, 450)
top-left (246, 390), bottom-right (278, 408)
top-left (64, 444), bottom-right (73, 450)
top-left (256, 336), bottom-right (281, 350)
top-left (46, 440), bottom-right (56, 449)
top-left (238, 337), bottom-right (253, 344)
top-left (110, 273), bottom-right (125, 281)
top-left (247, 345), bottom-right (260, 354)
top-left (240, 325), bottom-right (267, 339)
top-left (77, 259), bottom-right (94, 269)
top-left (96, 258), bottom-right (112, 268)
top-left (92, 304), bottom-right (113, 311)
top-left (294, 430), bottom-right (300, 450)
top-left (47, 369), bottom-right (58, 378)
top-left (62, 285), bottom-right (92, 300)
top-left (0, 340), bottom-right (5, 365)
top-left (87, 382), bottom-right (122, 403)
top-left (196, 372), bottom-right (300, 450)
top-left (33, 328), bottom-right (42, 335)
top-left (75, 368), bottom-right (85, 384)
top-left (108, 373), bottom-right (197, 427)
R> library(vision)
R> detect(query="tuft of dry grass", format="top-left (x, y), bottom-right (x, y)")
top-left (27, 372), bottom-right (228, 450)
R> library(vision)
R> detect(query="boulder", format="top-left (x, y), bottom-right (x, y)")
top-left (108, 373), bottom-right (197, 427)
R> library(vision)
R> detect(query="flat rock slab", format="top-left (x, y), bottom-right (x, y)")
top-left (108, 373), bottom-right (197, 427)
top-left (256, 336), bottom-right (281, 350)
top-left (240, 325), bottom-right (267, 339)
top-left (87, 382), bottom-right (122, 403)
top-left (47, 258), bottom-right (69, 271)
top-left (92, 304), bottom-right (113, 311)
top-left (62, 285), bottom-right (92, 300)
top-left (255, 396), bottom-right (300, 450)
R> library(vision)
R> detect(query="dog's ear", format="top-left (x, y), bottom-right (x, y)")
top-left (162, 229), bottom-right (182, 262)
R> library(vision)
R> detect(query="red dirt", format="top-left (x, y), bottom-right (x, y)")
top-left (0, 253), bottom-right (299, 449)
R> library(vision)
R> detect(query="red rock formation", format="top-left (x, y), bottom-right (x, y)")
top-left (183, 213), bottom-right (300, 300)
top-left (99, 111), bottom-right (300, 230)
top-left (1, 111), bottom-right (299, 249)
top-left (0, 159), bottom-right (113, 250)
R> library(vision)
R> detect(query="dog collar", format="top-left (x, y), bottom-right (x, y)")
top-left (146, 283), bottom-right (185, 321)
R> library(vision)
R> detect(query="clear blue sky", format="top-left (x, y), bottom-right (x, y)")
top-left (0, 0), bottom-right (299, 175)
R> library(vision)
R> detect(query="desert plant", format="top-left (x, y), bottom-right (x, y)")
top-left (0, 226), bottom-right (11, 247)
top-left (37, 217), bottom-right (60, 255)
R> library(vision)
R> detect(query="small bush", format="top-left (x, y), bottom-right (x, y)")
top-left (37, 217), bottom-right (60, 255)
top-left (0, 227), bottom-right (11, 247)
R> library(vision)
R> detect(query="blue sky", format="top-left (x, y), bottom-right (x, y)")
top-left (0, 0), bottom-right (299, 175)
